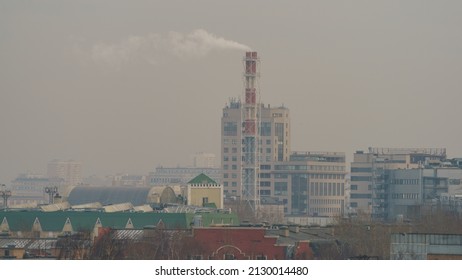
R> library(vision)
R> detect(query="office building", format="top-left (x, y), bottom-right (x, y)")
top-left (350, 147), bottom-right (453, 220)
top-left (271, 152), bottom-right (347, 216)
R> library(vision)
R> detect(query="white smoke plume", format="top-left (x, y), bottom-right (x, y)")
top-left (91, 29), bottom-right (251, 66)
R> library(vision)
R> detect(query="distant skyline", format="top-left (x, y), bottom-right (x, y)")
top-left (2, 1), bottom-right (462, 183)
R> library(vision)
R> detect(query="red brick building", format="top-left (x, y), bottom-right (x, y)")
top-left (192, 227), bottom-right (314, 260)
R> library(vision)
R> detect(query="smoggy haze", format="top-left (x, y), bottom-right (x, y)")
top-left (1, 1), bottom-right (462, 182)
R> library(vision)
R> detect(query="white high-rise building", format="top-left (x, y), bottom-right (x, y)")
top-left (47, 160), bottom-right (82, 186)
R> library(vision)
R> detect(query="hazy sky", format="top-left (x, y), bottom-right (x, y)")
top-left (1, 1), bottom-right (462, 182)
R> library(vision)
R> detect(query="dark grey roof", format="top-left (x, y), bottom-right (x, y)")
top-left (266, 227), bottom-right (335, 245)
top-left (67, 186), bottom-right (153, 206)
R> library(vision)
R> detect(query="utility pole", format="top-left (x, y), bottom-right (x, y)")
top-left (0, 184), bottom-right (12, 210)
top-left (45, 186), bottom-right (59, 204)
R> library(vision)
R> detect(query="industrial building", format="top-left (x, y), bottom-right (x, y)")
top-left (350, 147), bottom-right (462, 221)
top-left (390, 233), bottom-right (462, 260)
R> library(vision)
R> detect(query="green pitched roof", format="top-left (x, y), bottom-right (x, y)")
top-left (188, 173), bottom-right (218, 185)
top-left (0, 211), bottom-right (239, 232)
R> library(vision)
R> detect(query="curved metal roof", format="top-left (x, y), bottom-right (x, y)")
top-left (67, 186), bottom-right (174, 206)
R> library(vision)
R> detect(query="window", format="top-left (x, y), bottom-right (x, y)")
top-left (260, 181), bottom-right (271, 187)
top-left (351, 185), bottom-right (358, 190)
top-left (232, 147), bottom-right (238, 153)
top-left (350, 193), bottom-right (372, 199)
top-left (231, 182), bottom-right (237, 187)
top-left (224, 254), bottom-right (235, 260)
top-left (223, 173), bottom-right (229, 178)
top-left (232, 165), bottom-right (237, 170)
top-left (351, 167), bottom-right (372, 173)
top-left (275, 182), bottom-right (288, 195)
top-left (260, 190), bottom-right (271, 196)
top-left (260, 122), bottom-right (271, 136)
top-left (223, 122), bottom-right (238, 136)
top-left (351, 176), bottom-right (372, 182)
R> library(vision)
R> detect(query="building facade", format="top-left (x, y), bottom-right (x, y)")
top-left (47, 160), bottom-right (82, 186)
top-left (349, 147), bottom-right (462, 220)
top-left (187, 174), bottom-right (223, 209)
top-left (7, 173), bottom-right (66, 207)
top-left (271, 152), bottom-right (347, 216)
top-left (221, 100), bottom-right (290, 198)
top-left (148, 166), bottom-right (222, 186)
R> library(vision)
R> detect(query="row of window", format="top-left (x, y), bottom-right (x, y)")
top-left (223, 173), bottom-right (238, 179)
top-left (310, 199), bottom-right (343, 205)
top-left (350, 185), bottom-right (372, 191)
top-left (223, 147), bottom-right (239, 153)
top-left (390, 179), bottom-right (420, 185)
top-left (223, 156), bottom-right (239, 162)
top-left (223, 179), bottom-right (346, 194)
top-left (245, 171), bottom-right (346, 180)
top-left (223, 121), bottom-right (287, 138)
top-left (351, 167), bottom-right (373, 173)
top-left (274, 165), bottom-right (345, 171)
top-left (223, 164), bottom-right (238, 170)
top-left (350, 193), bottom-right (372, 199)
top-left (310, 183), bottom-right (345, 197)
top-left (351, 176), bottom-right (372, 182)
top-left (391, 193), bottom-right (420, 200)
top-left (223, 182), bottom-right (238, 187)
top-left (310, 207), bottom-right (342, 214)
top-left (223, 138), bottom-right (273, 145)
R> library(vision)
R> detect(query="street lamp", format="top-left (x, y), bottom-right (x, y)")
top-left (45, 186), bottom-right (59, 204)
top-left (0, 184), bottom-right (12, 211)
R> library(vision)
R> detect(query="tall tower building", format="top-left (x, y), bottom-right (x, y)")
top-left (242, 51), bottom-right (260, 206)
top-left (221, 52), bottom-right (291, 202)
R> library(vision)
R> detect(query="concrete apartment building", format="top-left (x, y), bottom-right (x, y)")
top-left (221, 100), bottom-right (290, 197)
top-left (47, 159), bottom-right (82, 186)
